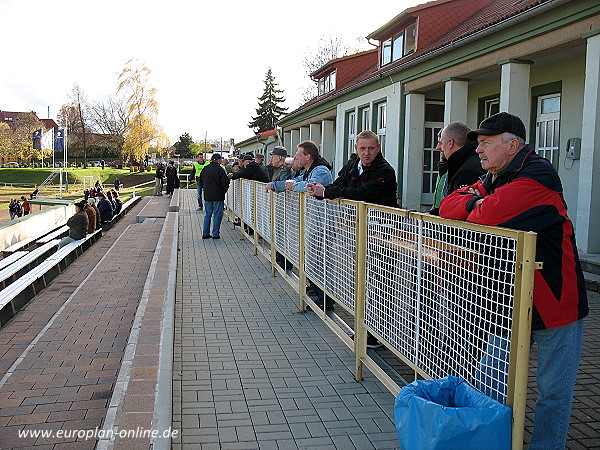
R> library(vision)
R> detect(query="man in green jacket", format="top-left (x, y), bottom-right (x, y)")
top-left (193, 153), bottom-right (209, 210)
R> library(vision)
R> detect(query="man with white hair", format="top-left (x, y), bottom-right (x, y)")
top-left (440, 112), bottom-right (588, 449)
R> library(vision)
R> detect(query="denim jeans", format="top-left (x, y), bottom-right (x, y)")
top-left (529, 319), bottom-right (583, 449)
top-left (476, 320), bottom-right (583, 449)
top-left (203, 201), bottom-right (224, 238)
top-left (196, 179), bottom-right (203, 208)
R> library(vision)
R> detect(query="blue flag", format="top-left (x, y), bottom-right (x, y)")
top-left (54, 129), bottom-right (65, 152)
top-left (32, 129), bottom-right (41, 150)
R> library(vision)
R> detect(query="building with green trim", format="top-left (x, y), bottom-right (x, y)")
top-left (276, 0), bottom-right (600, 253)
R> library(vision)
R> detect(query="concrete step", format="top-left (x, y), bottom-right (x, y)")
top-left (584, 271), bottom-right (600, 292)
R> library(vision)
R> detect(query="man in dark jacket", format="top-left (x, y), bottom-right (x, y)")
top-left (306, 130), bottom-right (397, 330)
top-left (229, 154), bottom-right (270, 183)
top-left (165, 160), bottom-right (178, 197)
top-left (307, 130), bottom-right (397, 207)
top-left (58, 201), bottom-right (89, 248)
top-left (96, 193), bottom-right (114, 223)
top-left (199, 153), bottom-right (230, 239)
top-left (440, 112), bottom-right (588, 449)
top-left (430, 121), bottom-right (485, 214)
top-left (154, 162), bottom-right (165, 196)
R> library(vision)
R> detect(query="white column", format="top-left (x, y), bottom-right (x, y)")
top-left (299, 126), bottom-right (310, 142)
top-left (283, 131), bottom-right (291, 151)
top-left (577, 32), bottom-right (600, 253)
top-left (403, 92), bottom-right (426, 209)
top-left (290, 129), bottom-right (300, 151)
top-left (444, 78), bottom-right (469, 125)
top-left (499, 59), bottom-right (532, 127)
top-left (309, 123), bottom-right (321, 147)
top-left (321, 119), bottom-right (336, 171)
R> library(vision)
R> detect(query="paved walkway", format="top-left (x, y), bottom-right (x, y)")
top-left (0, 196), bottom-right (170, 449)
top-left (173, 190), bottom-right (399, 449)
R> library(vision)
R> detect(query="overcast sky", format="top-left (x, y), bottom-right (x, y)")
top-left (0, 0), bottom-right (418, 145)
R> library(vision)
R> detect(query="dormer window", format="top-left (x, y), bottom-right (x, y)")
top-left (318, 70), bottom-right (336, 96)
top-left (381, 22), bottom-right (417, 66)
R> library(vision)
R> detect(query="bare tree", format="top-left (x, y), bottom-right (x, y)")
top-left (62, 83), bottom-right (91, 165)
top-left (299, 35), bottom-right (367, 104)
top-left (87, 95), bottom-right (129, 162)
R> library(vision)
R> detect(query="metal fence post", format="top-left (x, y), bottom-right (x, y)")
top-left (354, 201), bottom-right (368, 381)
top-left (298, 193), bottom-right (307, 312)
top-left (508, 231), bottom-right (539, 450)
top-left (253, 182), bottom-right (258, 255)
top-left (270, 190), bottom-right (276, 277)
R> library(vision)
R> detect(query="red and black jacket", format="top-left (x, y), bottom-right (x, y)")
top-left (440, 145), bottom-right (588, 330)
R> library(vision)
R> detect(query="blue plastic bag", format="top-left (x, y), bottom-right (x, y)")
top-left (394, 376), bottom-right (511, 450)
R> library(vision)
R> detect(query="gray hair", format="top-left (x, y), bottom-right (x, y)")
top-left (443, 122), bottom-right (470, 147)
top-left (501, 132), bottom-right (526, 149)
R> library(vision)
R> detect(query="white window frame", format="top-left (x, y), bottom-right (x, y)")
top-left (377, 102), bottom-right (387, 156)
top-left (536, 93), bottom-right (561, 168)
top-left (348, 111), bottom-right (357, 154)
top-left (361, 107), bottom-right (370, 132)
top-left (381, 22), bottom-right (417, 66)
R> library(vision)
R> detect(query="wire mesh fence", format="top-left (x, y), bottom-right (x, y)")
top-left (365, 206), bottom-right (517, 404)
top-left (227, 187), bottom-right (534, 415)
top-left (272, 191), bottom-right (300, 267)
top-left (255, 183), bottom-right (271, 241)
top-left (304, 197), bottom-right (358, 310)
top-left (241, 180), bottom-right (254, 227)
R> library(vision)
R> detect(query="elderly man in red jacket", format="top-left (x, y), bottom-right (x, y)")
top-left (439, 112), bottom-right (588, 449)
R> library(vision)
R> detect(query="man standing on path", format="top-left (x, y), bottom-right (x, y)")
top-left (439, 112), bottom-right (588, 449)
top-left (194, 153), bottom-right (209, 210)
top-left (154, 162), bottom-right (165, 196)
top-left (199, 153), bottom-right (230, 239)
top-left (165, 160), bottom-right (178, 198)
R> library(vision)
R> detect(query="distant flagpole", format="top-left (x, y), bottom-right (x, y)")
top-left (52, 127), bottom-right (55, 170)
top-left (64, 127), bottom-right (68, 192)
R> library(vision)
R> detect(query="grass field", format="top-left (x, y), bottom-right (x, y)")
top-left (0, 168), bottom-right (161, 222)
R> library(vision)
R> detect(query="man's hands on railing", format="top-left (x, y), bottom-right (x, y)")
top-left (307, 182), bottom-right (325, 197)
top-left (265, 182), bottom-right (273, 192)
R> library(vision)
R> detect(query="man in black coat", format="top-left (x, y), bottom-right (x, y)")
top-left (229, 154), bottom-right (269, 183)
top-left (307, 130), bottom-right (398, 207)
top-left (430, 121), bottom-right (486, 215)
top-left (165, 160), bottom-right (178, 198)
top-left (199, 153), bottom-right (230, 239)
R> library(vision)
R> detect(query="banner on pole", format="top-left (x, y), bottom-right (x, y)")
top-left (32, 129), bottom-right (42, 150)
top-left (41, 129), bottom-right (54, 150)
top-left (54, 128), bottom-right (66, 152)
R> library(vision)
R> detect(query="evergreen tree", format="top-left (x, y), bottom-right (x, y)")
top-left (174, 132), bottom-right (194, 157)
top-left (248, 68), bottom-right (288, 133)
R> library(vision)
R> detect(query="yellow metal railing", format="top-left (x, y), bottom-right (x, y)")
top-left (226, 179), bottom-right (538, 449)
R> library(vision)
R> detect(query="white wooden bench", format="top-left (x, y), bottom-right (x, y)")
top-left (36, 225), bottom-right (70, 246)
top-left (0, 240), bottom-right (60, 290)
top-left (2, 221), bottom-right (67, 256)
top-left (0, 229), bottom-right (102, 327)
top-left (0, 251), bottom-right (28, 271)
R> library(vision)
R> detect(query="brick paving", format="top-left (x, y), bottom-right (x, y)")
top-left (173, 190), bottom-right (399, 449)
top-left (0, 196), bottom-right (169, 449)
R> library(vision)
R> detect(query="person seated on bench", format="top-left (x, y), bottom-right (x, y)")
top-left (58, 201), bottom-right (89, 248)
top-left (87, 198), bottom-right (102, 230)
top-left (96, 192), bottom-right (114, 223)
